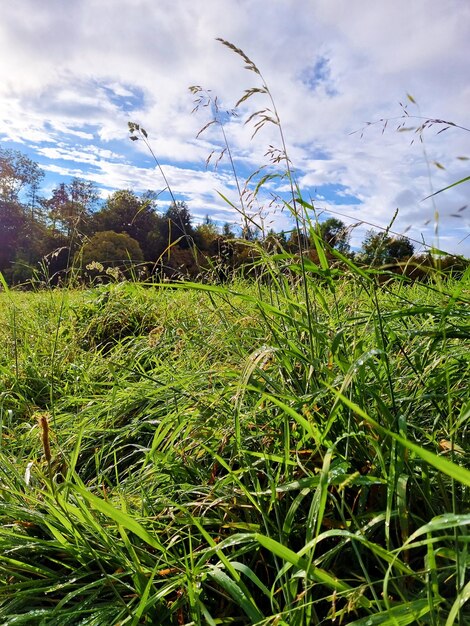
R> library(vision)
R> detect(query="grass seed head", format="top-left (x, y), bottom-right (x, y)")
top-left (36, 412), bottom-right (52, 464)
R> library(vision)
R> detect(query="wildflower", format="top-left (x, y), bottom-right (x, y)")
top-left (86, 261), bottom-right (104, 272)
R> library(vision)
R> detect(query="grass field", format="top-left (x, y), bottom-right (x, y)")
top-left (0, 252), bottom-right (469, 625)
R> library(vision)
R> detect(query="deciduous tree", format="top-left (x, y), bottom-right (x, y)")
top-left (91, 190), bottom-right (162, 260)
top-left (0, 201), bottom-right (26, 271)
top-left (319, 217), bottom-right (350, 253)
top-left (42, 179), bottom-right (98, 237)
top-left (0, 148), bottom-right (44, 205)
top-left (358, 229), bottom-right (414, 265)
top-left (195, 216), bottom-right (219, 252)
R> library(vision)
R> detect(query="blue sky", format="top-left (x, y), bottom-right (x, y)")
top-left (0, 0), bottom-right (469, 254)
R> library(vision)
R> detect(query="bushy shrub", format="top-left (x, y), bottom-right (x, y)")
top-left (80, 230), bottom-right (144, 266)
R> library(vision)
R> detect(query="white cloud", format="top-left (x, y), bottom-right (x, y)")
top-left (0, 0), bottom-right (468, 253)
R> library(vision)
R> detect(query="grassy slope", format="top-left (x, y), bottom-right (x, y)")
top-left (0, 269), bottom-right (469, 625)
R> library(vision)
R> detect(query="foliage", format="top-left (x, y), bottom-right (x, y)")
top-left (0, 147), bottom-right (44, 204)
top-left (0, 144), bottom-right (464, 287)
top-left (0, 201), bottom-right (26, 271)
top-left (1, 38), bottom-right (469, 626)
top-left (41, 179), bottom-right (99, 237)
top-left (319, 217), bottom-right (351, 253)
top-left (0, 200), bottom-right (57, 282)
top-left (0, 265), bottom-right (469, 624)
top-left (80, 230), bottom-right (144, 267)
top-left (195, 215), bottom-right (219, 251)
top-left (164, 200), bottom-right (194, 249)
top-left (90, 189), bottom-right (171, 264)
top-left (358, 229), bottom-right (415, 265)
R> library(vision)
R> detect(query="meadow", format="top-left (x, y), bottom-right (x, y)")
top-left (1, 38), bottom-right (470, 626)
top-left (0, 252), bottom-right (469, 625)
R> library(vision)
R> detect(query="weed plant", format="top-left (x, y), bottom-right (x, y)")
top-left (0, 43), bottom-right (469, 625)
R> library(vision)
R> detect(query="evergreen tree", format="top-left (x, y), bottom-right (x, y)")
top-left (164, 201), bottom-right (194, 248)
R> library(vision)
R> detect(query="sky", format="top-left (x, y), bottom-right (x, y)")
top-left (0, 0), bottom-right (469, 255)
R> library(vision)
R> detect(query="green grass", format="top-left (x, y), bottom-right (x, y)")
top-left (1, 36), bottom-right (469, 624)
top-left (0, 256), bottom-right (469, 625)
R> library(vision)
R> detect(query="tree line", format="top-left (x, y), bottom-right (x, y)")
top-left (0, 147), bottom-right (466, 286)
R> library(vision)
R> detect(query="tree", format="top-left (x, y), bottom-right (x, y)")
top-left (91, 190), bottom-right (161, 260)
top-left (0, 201), bottom-right (26, 271)
top-left (164, 201), bottom-right (194, 248)
top-left (319, 218), bottom-right (350, 253)
top-left (359, 230), bottom-right (414, 265)
top-left (8, 218), bottom-right (56, 284)
top-left (222, 222), bottom-right (236, 238)
top-left (195, 216), bottom-right (219, 252)
top-left (42, 179), bottom-right (98, 237)
top-left (42, 183), bottom-right (69, 233)
top-left (264, 229), bottom-right (287, 252)
top-left (0, 199), bottom-right (55, 281)
top-left (386, 236), bottom-right (415, 262)
top-left (68, 179), bottom-right (99, 229)
top-left (0, 148), bottom-right (44, 205)
top-left (286, 230), bottom-right (310, 253)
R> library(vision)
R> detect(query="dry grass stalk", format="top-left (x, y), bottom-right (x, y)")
top-left (36, 412), bottom-right (52, 465)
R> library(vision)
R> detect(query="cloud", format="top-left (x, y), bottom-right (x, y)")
top-left (0, 0), bottom-right (468, 253)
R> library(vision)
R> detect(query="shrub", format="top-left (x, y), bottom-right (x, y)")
top-left (80, 230), bottom-right (144, 266)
